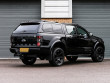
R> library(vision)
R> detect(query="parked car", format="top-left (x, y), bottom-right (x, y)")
top-left (10, 20), bottom-right (105, 66)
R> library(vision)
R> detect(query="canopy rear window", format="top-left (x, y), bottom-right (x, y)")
top-left (13, 24), bottom-right (40, 33)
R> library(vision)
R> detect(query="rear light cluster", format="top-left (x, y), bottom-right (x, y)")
top-left (37, 36), bottom-right (42, 46)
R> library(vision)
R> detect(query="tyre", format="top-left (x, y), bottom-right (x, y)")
top-left (49, 47), bottom-right (64, 66)
top-left (92, 46), bottom-right (104, 62)
top-left (21, 57), bottom-right (36, 65)
top-left (66, 56), bottom-right (78, 62)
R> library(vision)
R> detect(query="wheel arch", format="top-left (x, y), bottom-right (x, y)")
top-left (94, 42), bottom-right (105, 51)
top-left (50, 41), bottom-right (66, 54)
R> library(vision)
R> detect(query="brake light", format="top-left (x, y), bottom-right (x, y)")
top-left (37, 42), bottom-right (41, 46)
top-left (37, 36), bottom-right (42, 46)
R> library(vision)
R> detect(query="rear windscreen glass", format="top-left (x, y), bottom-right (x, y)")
top-left (13, 24), bottom-right (39, 33)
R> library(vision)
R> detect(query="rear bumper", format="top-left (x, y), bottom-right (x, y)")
top-left (10, 48), bottom-right (40, 54)
top-left (10, 46), bottom-right (52, 60)
top-left (10, 46), bottom-right (50, 56)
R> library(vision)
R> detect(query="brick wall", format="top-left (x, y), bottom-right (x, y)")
top-left (41, 18), bottom-right (72, 23)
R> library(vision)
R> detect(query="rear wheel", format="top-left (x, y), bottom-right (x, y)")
top-left (49, 47), bottom-right (64, 66)
top-left (92, 46), bottom-right (104, 62)
top-left (21, 57), bottom-right (36, 65)
top-left (66, 56), bottom-right (78, 62)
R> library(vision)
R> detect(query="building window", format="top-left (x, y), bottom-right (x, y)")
top-left (41, 0), bottom-right (72, 18)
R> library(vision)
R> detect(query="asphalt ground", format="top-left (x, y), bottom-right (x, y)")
top-left (0, 58), bottom-right (110, 83)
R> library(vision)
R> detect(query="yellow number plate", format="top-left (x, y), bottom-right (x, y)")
top-left (20, 48), bottom-right (29, 52)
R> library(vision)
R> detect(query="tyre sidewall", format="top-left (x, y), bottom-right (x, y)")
top-left (21, 57), bottom-right (36, 65)
top-left (50, 47), bottom-right (64, 66)
top-left (92, 46), bottom-right (104, 62)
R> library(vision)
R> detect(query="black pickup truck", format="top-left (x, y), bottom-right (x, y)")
top-left (10, 20), bottom-right (105, 66)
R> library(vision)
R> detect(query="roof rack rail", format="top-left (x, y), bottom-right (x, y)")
top-left (41, 20), bottom-right (48, 22)
top-left (55, 21), bottom-right (59, 23)
top-left (61, 23), bottom-right (79, 26)
top-left (20, 20), bottom-right (40, 23)
top-left (48, 21), bottom-right (59, 23)
top-left (20, 20), bottom-right (60, 24)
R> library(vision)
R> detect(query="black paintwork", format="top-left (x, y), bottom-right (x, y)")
top-left (10, 20), bottom-right (105, 60)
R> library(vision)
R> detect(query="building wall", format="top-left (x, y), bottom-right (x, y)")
top-left (0, 0), bottom-right (109, 58)
top-left (0, 0), bottom-right (41, 58)
top-left (72, 1), bottom-right (110, 57)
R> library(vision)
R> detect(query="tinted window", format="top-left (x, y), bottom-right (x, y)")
top-left (53, 24), bottom-right (62, 34)
top-left (13, 25), bottom-right (39, 33)
top-left (43, 24), bottom-right (52, 32)
top-left (77, 27), bottom-right (88, 38)
top-left (66, 25), bottom-right (76, 35)
top-left (77, 27), bottom-right (87, 35)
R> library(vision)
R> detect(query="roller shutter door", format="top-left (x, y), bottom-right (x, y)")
top-left (72, 2), bottom-right (110, 57)
top-left (0, 0), bottom-right (41, 58)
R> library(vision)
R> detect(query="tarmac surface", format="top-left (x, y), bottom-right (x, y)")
top-left (0, 58), bottom-right (110, 83)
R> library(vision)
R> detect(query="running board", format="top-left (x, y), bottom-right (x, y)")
top-left (67, 54), bottom-right (91, 57)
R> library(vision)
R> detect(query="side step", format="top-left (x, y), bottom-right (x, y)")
top-left (67, 54), bottom-right (91, 57)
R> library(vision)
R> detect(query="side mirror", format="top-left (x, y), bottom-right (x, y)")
top-left (89, 32), bottom-right (93, 36)
top-left (83, 34), bottom-right (88, 38)
top-left (78, 34), bottom-right (87, 38)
